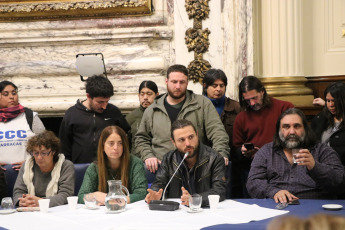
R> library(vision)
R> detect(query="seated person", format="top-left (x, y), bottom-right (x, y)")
top-left (0, 80), bottom-right (45, 171)
top-left (78, 126), bottom-right (147, 205)
top-left (13, 131), bottom-right (75, 207)
top-left (0, 167), bottom-right (6, 200)
top-left (247, 108), bottom-right (345, 203)
top-left (145, 119), bottom-right (226, 206)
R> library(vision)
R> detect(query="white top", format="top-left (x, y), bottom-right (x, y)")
top-left (0, 112), bottom-right (45, 164)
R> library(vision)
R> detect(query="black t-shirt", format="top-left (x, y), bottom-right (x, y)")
top-left (164, 96), bottom-right (185, 123)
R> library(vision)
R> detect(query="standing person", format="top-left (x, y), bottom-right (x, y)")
top-left (232, 76), bottom-right (294, 197)
top-left (311, 82), bottom-right (345, 166)
top-left (0, 81), bottom-right (45, 171)
top-left (59, 75), bottom-right (130, 163)
top-left (78, 126), bottom-right (147, 205)
top-left (135, 64), bottom-right (230, 178)
top-left (126, 81), bottom-right (159, 156)
top-left (13, 131), bottom-right (75, 207)
top-left (247, 108), bottom-right (345, 201)
top-left (145, 119), bottom-right (226, 206)
top-left (202, 69), bottom-right (242, 198)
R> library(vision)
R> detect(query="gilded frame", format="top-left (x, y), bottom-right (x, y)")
top-left (0, 0), bottom-right (152, 21)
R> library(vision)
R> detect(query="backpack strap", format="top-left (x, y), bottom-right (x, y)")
top-left (24, 107), bottom-right (33, 131)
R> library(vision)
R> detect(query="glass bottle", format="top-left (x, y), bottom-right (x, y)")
top-left (105, 180), bottom-right (129, 212)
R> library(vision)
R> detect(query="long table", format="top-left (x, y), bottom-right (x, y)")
top-left (203, 199), bottom-right (345, 230)
top-left (0, 199), bottom-right (344, 230)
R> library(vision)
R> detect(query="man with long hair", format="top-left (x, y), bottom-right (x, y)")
top-left (247, 108), bottom-right (345, 203)
top-left (232, 76), bottom-right (293, 198)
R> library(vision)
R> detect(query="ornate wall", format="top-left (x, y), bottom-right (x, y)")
top-left (0, 0), bottom-right (172, 116)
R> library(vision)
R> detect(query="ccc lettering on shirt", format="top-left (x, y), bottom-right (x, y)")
top-left (0, 130), bottom-right (27, 139)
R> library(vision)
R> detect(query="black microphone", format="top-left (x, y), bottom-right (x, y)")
top-left (162, 152), bottom-right (189, 200)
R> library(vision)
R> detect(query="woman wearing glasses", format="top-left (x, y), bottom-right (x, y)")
top-left (0, 80), bottom-right (45, 171)
top-left (78, 126), bottom-right (147, 205)
top-left (13, 131), bottom-right (75, 207)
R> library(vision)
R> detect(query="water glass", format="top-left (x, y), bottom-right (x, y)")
top-left (84, 193), bottom-right (97, 209)
top-left (292, 149), bottom-right (302, 164)
top-left (189, 194), bottom-right (202, 211)
top-left (1, 197), bottom-right (14, 210)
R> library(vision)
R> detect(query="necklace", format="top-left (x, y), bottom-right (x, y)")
top-left (109, 170), bottom-right (118, 180)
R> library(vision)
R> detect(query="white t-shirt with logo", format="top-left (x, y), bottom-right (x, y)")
top-left (0, 113), bottom-right (36, 164)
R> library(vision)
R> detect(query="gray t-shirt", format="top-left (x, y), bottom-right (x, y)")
top-left (321, 121), bottom-right (340, 144)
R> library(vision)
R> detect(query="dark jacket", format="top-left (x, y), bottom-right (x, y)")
top-left (220, 97), bottom-right (242, 147)
top-left (126, 106), bottom-right (145, 157)
top-left (59, 100), bottom-right (130, 163)
top-left (150, 143), bottom-right (227, 206)
top-left (311, 111), bottom-right (345, 166)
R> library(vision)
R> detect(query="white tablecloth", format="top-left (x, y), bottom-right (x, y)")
top-left (0, 199), bottom-right (288, 230)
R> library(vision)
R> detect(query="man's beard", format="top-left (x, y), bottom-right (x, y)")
top-left (249, 103), bottom-right (262, 111)
top-left (89, 101), bottom-right (104, 113)
top-left (179, 142), bottom-right (199, 159)
top-left (279, 131), bottom-right (306, 149)
top-left (167, 87), bottom-right (186, 100)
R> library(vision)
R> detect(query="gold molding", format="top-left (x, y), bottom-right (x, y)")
top-left (0, 0), bottom-right (152, 21)
top-left (184, 0), bottom-right (211, 83)
top-left (260, 76), bottom-right (313, 97)
top-left (260, 76), bottom-right (315, 106)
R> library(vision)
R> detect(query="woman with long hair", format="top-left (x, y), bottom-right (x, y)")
top-left (78, 126), bottom-right (147, 204)
top-left (311, 82), bottom-right (345, 166)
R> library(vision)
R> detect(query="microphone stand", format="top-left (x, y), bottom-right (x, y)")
top-left (162, 152), bottom-right (189, 201)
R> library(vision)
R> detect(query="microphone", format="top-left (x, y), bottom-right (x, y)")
top-left (162, 152), bottom-right (189, 200)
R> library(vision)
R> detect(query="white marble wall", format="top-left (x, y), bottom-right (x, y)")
top-left (0, 0), bottom-right (254, 116)
top-left (0, 0), bottom-right (173, 116)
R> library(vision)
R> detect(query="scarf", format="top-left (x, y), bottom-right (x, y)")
top-left (0, 104), bottom-right (25, 122)
top-left (23, 154), bottom-right (65, 197)
top-left (206, 95), bottom-right (225, 116)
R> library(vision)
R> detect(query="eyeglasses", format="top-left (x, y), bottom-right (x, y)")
top-left (30, 150), bottom-right (52, 157)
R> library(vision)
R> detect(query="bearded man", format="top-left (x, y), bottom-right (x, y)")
top-left (145, 119), bottom-right (227, 206)
top-left (135, 64), bottom-right (229, 177)
top-left (246, 108), bottom-right (345, 203)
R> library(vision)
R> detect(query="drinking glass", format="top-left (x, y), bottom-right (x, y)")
top-left (189, 194), bottom-right (202, 211)
top-left (1, 197), bottom-right (14, 210)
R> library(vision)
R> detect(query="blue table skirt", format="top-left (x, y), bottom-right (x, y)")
top-left (202, 199), bottom-right (345, 230)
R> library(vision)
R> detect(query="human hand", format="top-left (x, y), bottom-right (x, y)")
top-left (0, 162), bottom-right (7, 171)
top-left (241, 145), bottom-right (259, 159)
top-left (18, 194), bottom-right (42, 207)
top-left (313, 98), bottom-right (325, 106)
top-left (12, 161), bottom-right (24, 171)
top-left (92, 191), bottom-right (107, 205)
top-left (273, 190), bottom-right (298, 204)
top-left (180, 187), bottom-right (191, 206)
top-left (294, 149), bottom-right (315, 170)
top-left (145, 188), bottom-right (163, 204)
top-left (223, 157), bottom-right (229, 166)
top-left (145, 157), bottom-right (161, 173)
